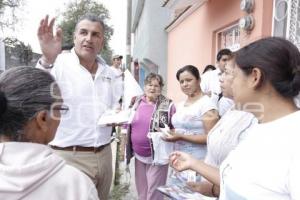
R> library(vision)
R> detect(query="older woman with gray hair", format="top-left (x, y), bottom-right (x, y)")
top-left (126, 73), bottom-right (176, 200)
top-left (0, 67), bottom-right (98, 200)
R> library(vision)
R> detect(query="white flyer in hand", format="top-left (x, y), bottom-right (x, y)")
top-left (97, 109), bottom-right (135, 126)
top-left (147, 131), bottom-right (174, 165)
top-left (160, 123), bottom-right (172, 137)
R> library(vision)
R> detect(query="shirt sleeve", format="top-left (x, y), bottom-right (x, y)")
top-left (200, 96), bottom-right (218, 116)
top-left (109, 69), bottom-right (123, 109)
top-left (200, 72), bottom-right (210, 94)
top-left (35, 57), bottom-right (61, 80)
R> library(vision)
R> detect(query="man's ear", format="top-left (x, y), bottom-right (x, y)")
top-left (249, 67), bottom-right (264, 89)
top-left (73, 31), bottom-right (76, 42)
top-left (35, 110), bottom-right (49, 133)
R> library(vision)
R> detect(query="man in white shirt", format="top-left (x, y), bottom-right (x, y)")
top-left (37, 14), bottom-right (119, 200)
top-left (200, 49), bottom-right (234, 116)
top-left (111, 54), bottom-right (124, 107)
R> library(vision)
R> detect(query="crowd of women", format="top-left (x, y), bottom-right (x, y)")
top-left (125, 36), bottom-right (300, 200)
top-left (0, 36), bottom-right (299, 200)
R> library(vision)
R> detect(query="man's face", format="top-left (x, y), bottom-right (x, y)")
top-left (218, 55), bottom-right (230, 72)
top-left (112, 58), bottom-right (122, 67)
top-left (73, 19), bottom-right (104, 62)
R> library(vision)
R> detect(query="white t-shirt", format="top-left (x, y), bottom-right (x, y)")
top-left (205, 108), bottom-right (257, 167)
top-left (169, 95), bottom-right (217, 184)
top-left (219, 110), bottom-right (300, 200)
top-left (110, 66), bottom-right (124, 101)
top-left (172, 95), bottom-right (217, 160)
top-left (201, 69), bottom-right (222, 98)
top-left (200, 69), bottom-right (233, 116)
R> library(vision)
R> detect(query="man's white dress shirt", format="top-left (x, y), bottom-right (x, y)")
top-left (37, 49), bottom-right (119, 147)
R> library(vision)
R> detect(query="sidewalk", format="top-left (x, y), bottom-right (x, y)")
top-left (109, 130), bottom-right (137, 200)
top-left (109, 159), bottom-right (137, 200)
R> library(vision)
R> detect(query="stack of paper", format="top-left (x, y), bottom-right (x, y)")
top-left (98, 109), bottom-right (135, 126)
top-left (157, 184), bottom-right (204, 200)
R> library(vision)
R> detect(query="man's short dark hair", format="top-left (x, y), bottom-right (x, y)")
top-left (217, 49), bottom-right (232, 61)
top-left (75, 13), bottom-right (105, 32)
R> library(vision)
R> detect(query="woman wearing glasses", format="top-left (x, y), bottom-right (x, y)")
top-left (126, 73), bottom-right (176, 200)
top-left (0, 67), bottom-right (98, 200)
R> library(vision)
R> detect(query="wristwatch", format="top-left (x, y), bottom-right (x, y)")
top-left (38, 59), bottom-right (54, 69)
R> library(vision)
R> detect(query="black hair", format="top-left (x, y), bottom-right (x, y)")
top-left (202, 65), bottom-right (216, 74)
top-left (0, 91), bottom-right (7, 116)
top-left (176, 65), bottom-right (200, 81)
top-left (217, 49), bottom-right (232, 61)
top-left (235, 37), bottom-right (300, 98)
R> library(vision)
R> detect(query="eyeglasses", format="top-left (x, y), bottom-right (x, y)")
top-left (51, 104), bottom-right (69, 114)
top-left (50, 103), bottom-right (70, 120)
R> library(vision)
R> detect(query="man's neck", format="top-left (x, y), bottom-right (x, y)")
top-left (80, 59), bottom-right (98, 74)
top-left (112, 65), bottom-right (120, 69)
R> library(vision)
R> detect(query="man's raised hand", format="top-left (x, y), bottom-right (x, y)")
top-left (37, 15), bottom-right (63, 64)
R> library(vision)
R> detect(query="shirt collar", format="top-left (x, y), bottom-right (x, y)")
top-left (70, 48), bottom-right (108, 75)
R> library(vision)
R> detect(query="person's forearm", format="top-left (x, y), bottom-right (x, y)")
top-left (193, 181), bottom-right (215, 197)
top-left (41, 55), bottom-right (57, 65)
top-left (190, 159), bottom-right (220, 186)
top-left (178, 134), bottom-right (207, 144)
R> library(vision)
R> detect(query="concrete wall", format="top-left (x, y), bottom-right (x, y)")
top-left (132, 0), bottom-right (171, 89)
top-left (166, 0), bottom-right (273, 102)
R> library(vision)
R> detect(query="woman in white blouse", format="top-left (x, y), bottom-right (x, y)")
top-left (169, 56), bottom-right (257, 198)
top-left (171, 37), bottom-right (300, 199)
top-left (164, 65), bottom-right (219, 185)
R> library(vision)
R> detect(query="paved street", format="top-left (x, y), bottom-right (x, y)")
top-left (119, 160), bottom-right (137, 200)
top-left (109, 159), bottom-right (137, 200)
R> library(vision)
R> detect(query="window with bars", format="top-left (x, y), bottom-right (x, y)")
top-left (273, 0), bottom-right (300, 49)
top-left (217, 24), bottom-right (241, 52)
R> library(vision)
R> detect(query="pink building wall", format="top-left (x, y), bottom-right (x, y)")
top-left (166, 0), bottom-right (273, 102)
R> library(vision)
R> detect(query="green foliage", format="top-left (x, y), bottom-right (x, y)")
top-left (3, 37), bottom-right (33, 65)
top-left (58, 0), bottom-right (114, 64)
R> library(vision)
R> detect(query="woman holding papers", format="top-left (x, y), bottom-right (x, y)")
top-left (169, 57), bottom-right (256, 198)
top-left (164, 65), bottom-right (219, 185)
top-left (171, 37), bottom-right (300, 199)
top-left (125, 73), bottom-right (176, 200)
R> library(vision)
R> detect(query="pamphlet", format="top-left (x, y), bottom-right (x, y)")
top-left (157, 184), bottom-right (204, 200)
top-left (97, 109), bottom-right (135, 126)
top-left (147, 132), bottom-right (174, 165)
